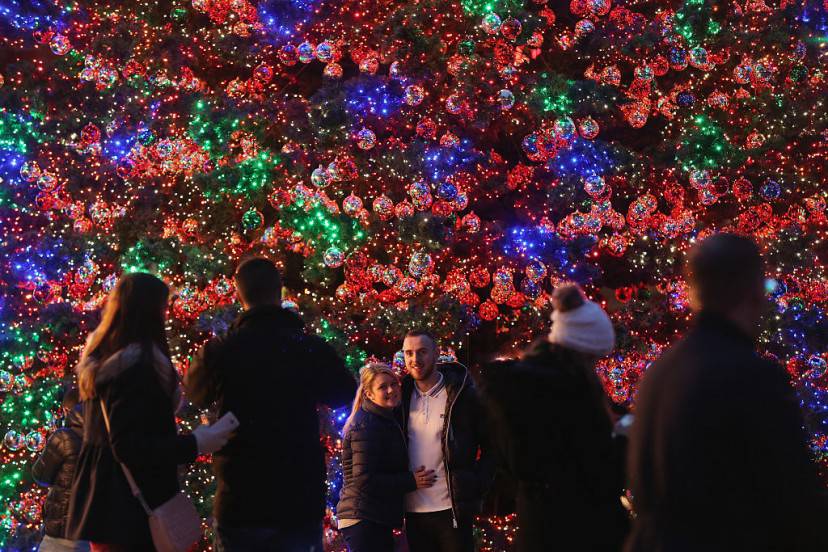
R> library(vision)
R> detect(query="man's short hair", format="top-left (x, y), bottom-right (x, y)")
top-left (404, 329), bottom-right (437, 348)
top-left (62, 387), bottom-right (80, 411)
top-left (234, 257), bottom-right (282, 306)
top-left (686, 233), bottom-right (764, 312)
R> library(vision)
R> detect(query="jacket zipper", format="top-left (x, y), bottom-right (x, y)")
top-left (443, 368), bottom-right (468, 529)
top-left (397, 421), bottom-right (408, 452)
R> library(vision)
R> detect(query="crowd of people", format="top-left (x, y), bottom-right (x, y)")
top-left (32, 233), bottom-right (827, 552)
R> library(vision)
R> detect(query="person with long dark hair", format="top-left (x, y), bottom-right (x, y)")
top-left (479, 283), bottom-right (628, 551)
top-left (66, 272), bottom-right (233, 551)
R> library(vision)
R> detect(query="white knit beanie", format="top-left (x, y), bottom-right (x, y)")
top-left (548, 300), bottom-right (615, 356)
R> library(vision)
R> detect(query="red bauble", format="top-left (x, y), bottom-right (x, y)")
top-left (732, 178), bottom-right (753, 201)
top-left (479, 301), bottom-right (499, 321)
top-left (80, 123), bottom-right (101, 145)
top-left (432, 200), bottom-right (454, 217)
top-left (615, 287), bottom-right (635, 303)
top-left (506, 292), bottom-right (526, 308)
top-left (395, 201), bottom-right (415, 219)
top-left (469, 268), bottom-right (491, 288)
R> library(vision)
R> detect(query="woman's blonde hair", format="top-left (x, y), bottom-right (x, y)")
top-left (342, 363), bottom-right (398, 436)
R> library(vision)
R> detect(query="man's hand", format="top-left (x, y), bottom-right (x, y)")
top-left (193, 423), bottom-right (234, 455)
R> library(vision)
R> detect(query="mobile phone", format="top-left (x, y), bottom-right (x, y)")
top-left (212, 411), bottom-right (240, 433)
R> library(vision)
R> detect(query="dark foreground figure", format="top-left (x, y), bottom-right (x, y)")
top-left (627, 234), bottom-right (828, 552)
top-left (32, 388), bottom-right (90, 552)
top-left (186, 257), bottom-right (356, 552)
top-left (68, 273), bottom-right (230, 552)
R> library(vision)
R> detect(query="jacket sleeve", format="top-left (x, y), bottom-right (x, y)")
top-left (349, 426), bottom-right (417, 496)
top-left (472, 383), bottom-right (497, 491)
top-left (31, 431), bottom-right (67, 486)
top-left (307, 335), bottom-right (357, 410)
top-left (476, 360), bottom-right (517, 472)
top-left (477, 360), bottom-right (515, 409)
top-left (452, 381), bottom-right (496, 500)
top-left (184, 337), bottom-right (225, 409)
top-left (103, 368), bottom-right (197, 470)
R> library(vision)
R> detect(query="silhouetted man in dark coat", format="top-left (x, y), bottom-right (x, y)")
top-left (185, 258), bottom-right (356, 552)
top-left (627, 234), bottom-right (827, 552)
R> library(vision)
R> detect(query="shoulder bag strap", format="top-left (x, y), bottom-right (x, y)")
top-left (99, 398), bottom-right (154, 516)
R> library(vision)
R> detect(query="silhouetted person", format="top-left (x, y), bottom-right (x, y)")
top-left (480, 283), bottom-right (628, 551)
top-left (185, 257), bottom-right (357, 552)
top-left (33, 387), bottom-right (89, 552)
top-left (626, 233), bottom-right (827, 552)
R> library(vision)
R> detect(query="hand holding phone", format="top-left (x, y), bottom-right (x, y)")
top-left (211, 411), bottom-right (240, 434)
top-left (193, 412), bottom-right (239, 454)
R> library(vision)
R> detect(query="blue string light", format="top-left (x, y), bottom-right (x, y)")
top-left (344, 77), bottom-right (405, 120)
top-left (547, 138), bottom-right (619, 180)
top-left (256, 0), bottom-right (321, 43)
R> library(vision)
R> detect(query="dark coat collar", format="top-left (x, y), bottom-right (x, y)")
top-left (506, 338), bottom-right (595, 392)
top-left (438, 361), bottom-right (469, 390)
top-left (520, 337), bottom-right (560, 364)
top-left (694, 310), bottom-right (755, 349)
top-left (234, 304), bottom-right (304, 331)
top-left (66, 405), bottom-right (84, 434)
top-left (362, 399), bottom-right (398, 421)
top-left (520, 338), bottom-right (587, 370)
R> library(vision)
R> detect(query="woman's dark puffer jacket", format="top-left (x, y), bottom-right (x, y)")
top-left (32, 406), bottom-right (84, 538)
top-left (337, 400), bottom-right (417, 528)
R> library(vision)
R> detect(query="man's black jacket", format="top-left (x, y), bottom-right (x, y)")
top-left (401, 362), bottom-right (495, 527)
top-left (627, 311), bottom-right (828, 552)
top-left (185, 305), bottom-right (357, 528)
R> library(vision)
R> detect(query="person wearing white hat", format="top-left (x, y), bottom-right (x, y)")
top-left (479, 282), bottom-right (628, 552)
top-left (548, 285), bottom-right (616, 357)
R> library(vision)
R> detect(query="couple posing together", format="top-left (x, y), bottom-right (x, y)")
top-left (336, 330), bottom-right (492, 552)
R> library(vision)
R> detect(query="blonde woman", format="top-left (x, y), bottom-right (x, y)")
top-left (337, 363), bottom-right (436, 552)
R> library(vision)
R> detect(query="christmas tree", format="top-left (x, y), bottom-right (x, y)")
top-left (1, 0), bottom-right (826, 549)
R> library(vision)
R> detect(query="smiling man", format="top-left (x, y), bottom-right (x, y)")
top-left (400, 330), bottom-right (493, 552)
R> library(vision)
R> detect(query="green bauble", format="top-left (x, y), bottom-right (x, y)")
top-left (242, 209), bottom-right (264, 231)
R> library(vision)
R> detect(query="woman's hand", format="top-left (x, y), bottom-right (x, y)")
top-left (413, 466), bottom-right (437, 489)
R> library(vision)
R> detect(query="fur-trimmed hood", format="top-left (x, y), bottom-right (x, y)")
top-left (76, 343), bottom-right (178, 401)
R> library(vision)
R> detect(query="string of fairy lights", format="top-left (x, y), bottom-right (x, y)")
top-left (1, 0), bottom-right (826, 549)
